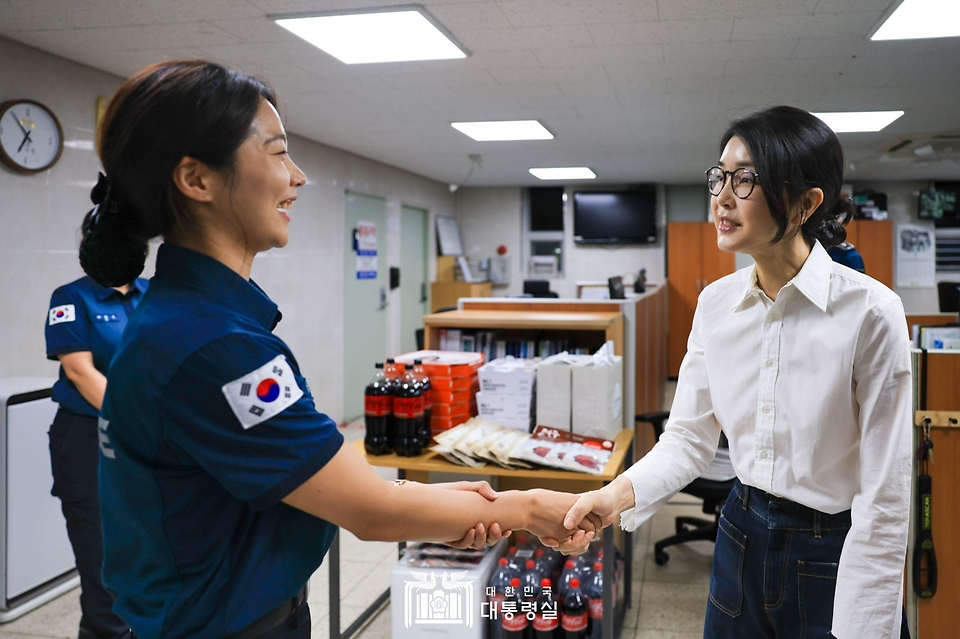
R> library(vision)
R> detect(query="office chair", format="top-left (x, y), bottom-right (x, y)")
top-left (937, 281), bottom-right (960, 313)
top-left (636, 411), bottom-right (737, 566)
top-left (523, 280), bottom-right (559, 298)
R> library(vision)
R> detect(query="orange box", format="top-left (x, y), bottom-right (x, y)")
top-left (429, 374), bottom-right (479, 391)
top-left (395, 351), bottom-right (484, 377)
top-left (432, 387), bottom-right (472, 404)
top-left (432, 402), bottom-right (472, 417)
top-left (430, 413), bottom-right (471, 433)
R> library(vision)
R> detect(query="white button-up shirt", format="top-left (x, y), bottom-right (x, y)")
top-left (620, 241), bottom-right (912, 639)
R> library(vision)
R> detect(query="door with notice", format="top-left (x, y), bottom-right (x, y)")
top-left (343, 191), bottom-right (388, 423)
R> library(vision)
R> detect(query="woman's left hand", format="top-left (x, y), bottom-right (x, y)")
top-left (440, 481), bottom-right (512, 550)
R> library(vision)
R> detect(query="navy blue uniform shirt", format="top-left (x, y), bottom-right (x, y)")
top-left (45, 276), bottom-right (148, 416)
top-left (98, 244), bottom-right (343, 638)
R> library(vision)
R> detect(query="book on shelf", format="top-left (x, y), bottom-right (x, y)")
top-left (438, 329), bottom-right (591, 357)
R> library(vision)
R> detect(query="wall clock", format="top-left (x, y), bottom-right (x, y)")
top-left (0, 99), bottom-right (64, 174)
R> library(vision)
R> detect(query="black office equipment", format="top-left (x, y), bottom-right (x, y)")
top-left (608, 276), bottom-right (625, 299)
top-left (937, 281), bottom-right (960, 313)
top-left (522, 280), bottom-right (559, 298)
top-left (573, 190), bottom-right (657, 245)
top-left (389, 267), bottom-right (400, 290)
top-left (636, 411), bottom-right (736, 566)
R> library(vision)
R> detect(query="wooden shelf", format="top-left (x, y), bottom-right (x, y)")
top-left (353, 427), bottom-right (635, 484)
top-left (423, 309), bottom-right (621, 331)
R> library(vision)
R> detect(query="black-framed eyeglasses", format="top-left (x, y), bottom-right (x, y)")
top-left (705, 166), bottom-right (760, 199)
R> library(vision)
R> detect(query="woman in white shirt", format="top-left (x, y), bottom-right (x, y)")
top-left (547, 106), bottom-right (912, 639)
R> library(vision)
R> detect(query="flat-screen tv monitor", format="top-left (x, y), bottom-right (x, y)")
top-left (573, 190), bottom-right (657, 245)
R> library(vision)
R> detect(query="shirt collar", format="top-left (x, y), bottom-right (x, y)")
top-left (93, 276), bottom-right (147, 301)
top-left (153, 243), bottom-right (282, 331)
top-left (731, 241), bottom-right (832, 313)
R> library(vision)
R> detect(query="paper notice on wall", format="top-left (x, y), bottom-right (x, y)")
top-left (896, 223), bottom-right (936, 288)
top-left (356, 220), bottom-right (378, 279)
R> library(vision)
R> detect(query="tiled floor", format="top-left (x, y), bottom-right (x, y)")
top-left (1, 384), bottom-right (714, 639)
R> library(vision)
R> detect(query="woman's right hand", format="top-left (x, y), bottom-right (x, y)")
top-left (538, 476), bottom-right (635, 554)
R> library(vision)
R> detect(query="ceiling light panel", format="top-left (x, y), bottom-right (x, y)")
top-left (529, 167), bottom-right (596, 180)
top-left (812, 111), bottom-right (905, 133)
top-left (872, 0), bottom-right (960, 40)
top-left (275, 9), bottom-right (467, 64)
top-left (451, 120), bottom-right (554, 141)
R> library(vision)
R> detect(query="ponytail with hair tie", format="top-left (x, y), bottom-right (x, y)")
top-left (79, 172), bottom-right (148, 287)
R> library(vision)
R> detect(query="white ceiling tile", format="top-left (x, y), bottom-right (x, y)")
top-left (733, 12), bottom-right (881, 40)
top-left (495, 0), bottom-right (658, 27)
top-left (588, 19), bottom-right (735, 45)
top-left (812, 0), bottom-right (892, 14)
top-left (457, 24), bottom-right (595, 50)
top-left (1, 0), bottom-right (958, 184)
top-left (490, 65), bottom-right (608, 85)
top-left (534, 44), bottom-right (663, 67)
top-left (427, 2), bottom-right (513, 30)
top-left (724, 56), bottom-right (849, 78)
top-left (659, 0), bottom-right (818, 20)
top-left (0, 0), bottom-right (263, 30)
top-left (664, 39), bottom-right (796, 63)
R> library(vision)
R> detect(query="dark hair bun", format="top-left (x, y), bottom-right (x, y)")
top-left (813, 197), bottom-right (856, 250)
top-left (79, 202), bottom-right (148, 287)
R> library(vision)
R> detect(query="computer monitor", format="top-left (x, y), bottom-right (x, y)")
top-left (938, 281), bottom-right (960, 313)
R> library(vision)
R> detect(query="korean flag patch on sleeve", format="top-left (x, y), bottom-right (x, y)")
top-left (49, 304), bottom-right (76, 325)
top-left (222, 355), bottom-right (304, 429)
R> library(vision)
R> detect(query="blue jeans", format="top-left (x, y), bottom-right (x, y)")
top-left (704, 480), bottom-right (908, 639)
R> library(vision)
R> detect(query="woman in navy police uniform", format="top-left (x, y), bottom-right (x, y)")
top-left (80, 60), bottom-right (597, 639)
top-left (45, 269), bottom-right (146, 639)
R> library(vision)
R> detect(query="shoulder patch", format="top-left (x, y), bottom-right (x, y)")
top-left (49, 304), bottom-right (76, 326)
top-left (221, 355), bottom-right (304, 429)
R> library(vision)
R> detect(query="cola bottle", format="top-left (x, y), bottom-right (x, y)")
top-left (534, 548), bottom-right (552, 579)
top-left (583, 562), bottom-right (604, 639)
top-left (501, 577), bottom-right (529, 639)
top-left (384, 358), bottom-right (401, 448)
top-left (413, 359), bottom-right (433, 446)
top-left (533, 577), bottom-right (560, 639)
top-left (363, 363), bottom-right (393, 455)
top-left (557, 560), bottom-right (578, 605)
top-left (561, 578), bottom-right (589, 639)
top-left (393, 364), bottom-right (424, 457)
top-left (521, 559), bottom-right (542, 600)
top-left (488, 557), bottom-right (513, 639)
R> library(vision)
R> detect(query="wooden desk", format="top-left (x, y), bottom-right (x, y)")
top-left (332, 430), bottom-right (636, 639)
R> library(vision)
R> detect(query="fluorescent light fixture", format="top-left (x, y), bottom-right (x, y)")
top-left (812, 111), bottom-right (904, 133)
top-left (872, 0), bottom-right (960, 40)
top-left (275, 9), bottom-right (467, 64)
top-left (451, 120), bottom-right (554, 142)
top-left (529, 167), bottom-right (597, 180)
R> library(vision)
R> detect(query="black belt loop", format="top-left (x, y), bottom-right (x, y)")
top-left (741, 484), bottom-right (749, 510)
top-left (814, 512), bottom-right (822, 539)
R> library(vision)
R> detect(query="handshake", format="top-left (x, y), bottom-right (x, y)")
top-left (445, 475), bottom-right (636, 555)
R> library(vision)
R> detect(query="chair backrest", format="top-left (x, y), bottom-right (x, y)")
top-left (937, 281), bottom-right (960, 313)
top-left (523, 279), bottom-right (552, 296)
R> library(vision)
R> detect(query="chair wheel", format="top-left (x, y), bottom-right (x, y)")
top-left (654, 549), bottom-right (669, 566)
top-left (676, 521), bottom-right (686, 535)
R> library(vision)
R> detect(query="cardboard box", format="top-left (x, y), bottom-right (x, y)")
top-left (572, 356), bottom-right (623, 440)
top-left (391, 540), bottom-right (506, 639)
top-left (478, 358), bottom-right (537, 395)
top-left (535, 358), bottom-right (572, 431)
top-left (476, 391), bottom-right (534, 421)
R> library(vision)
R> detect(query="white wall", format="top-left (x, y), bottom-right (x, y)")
top-left (0, 36), bottom-right (454, 425)
top-left (455, 185), bottom-right (669, 299)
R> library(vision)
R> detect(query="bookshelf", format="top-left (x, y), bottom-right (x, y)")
top-left (421, 285), bottom-right (669, 458)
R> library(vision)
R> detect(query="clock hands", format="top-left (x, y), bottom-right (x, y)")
top-left (10, 109), bottom-right (34, 154)
top-left (9, 109), bottom-right (29, 136)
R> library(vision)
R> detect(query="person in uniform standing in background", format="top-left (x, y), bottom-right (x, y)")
top-left (45, 204), bottom-right (147, 639)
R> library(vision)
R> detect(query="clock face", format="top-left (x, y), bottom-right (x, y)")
top-left (0, 100), bottom-right (63, 173)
